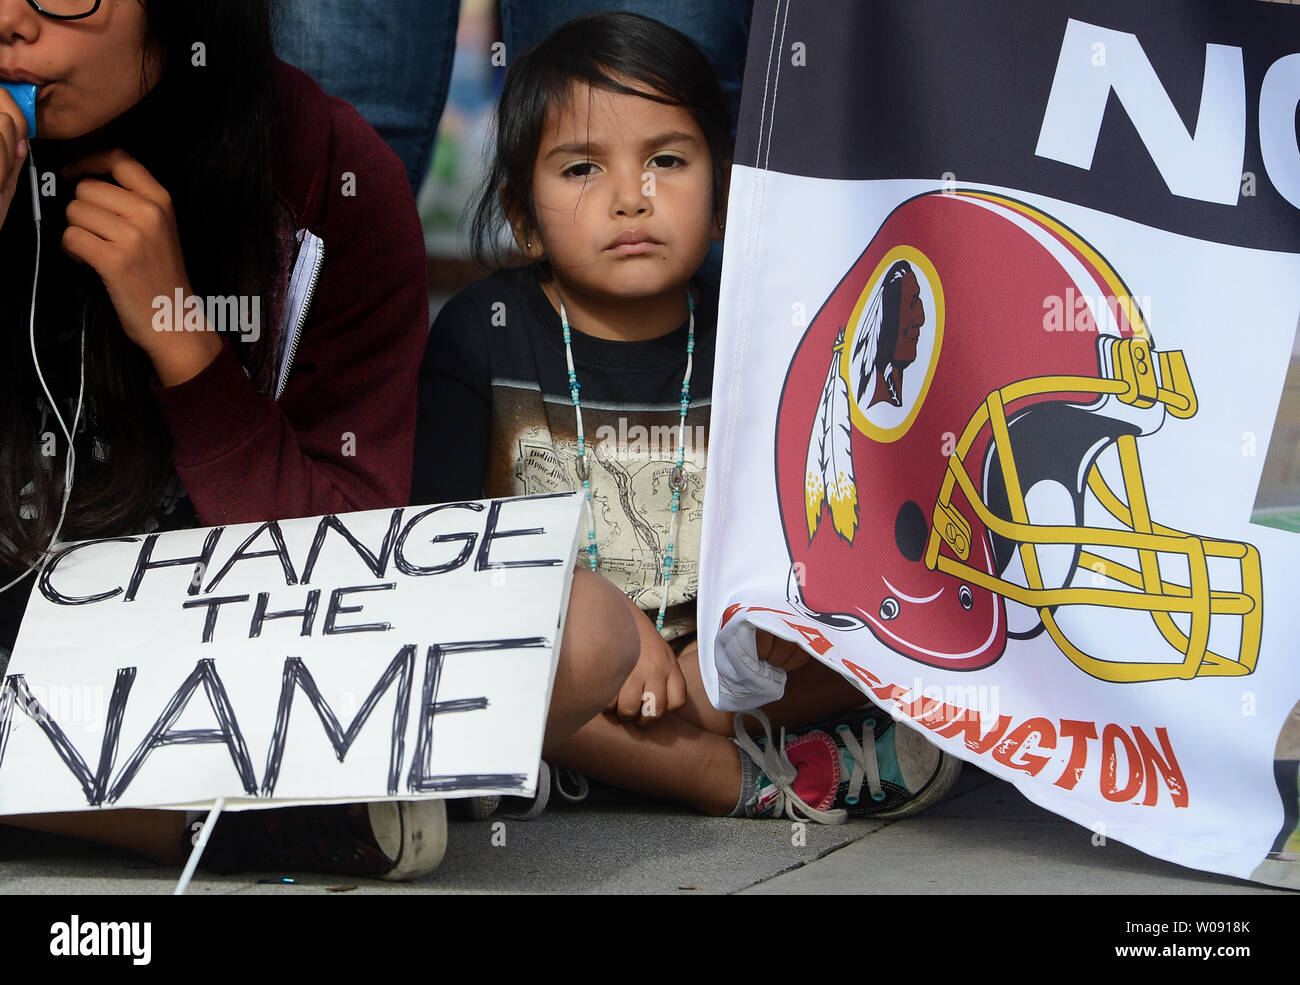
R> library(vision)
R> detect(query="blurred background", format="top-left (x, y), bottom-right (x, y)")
top-left (414, 0), bottom-right (500, 296)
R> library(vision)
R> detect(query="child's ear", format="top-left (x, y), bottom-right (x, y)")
top-left (500, 183), bottom-right (545, 261)
top-left (712, 164), bottom-right (732, 241)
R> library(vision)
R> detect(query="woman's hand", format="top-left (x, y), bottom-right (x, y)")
top-left (0, 88), bottom-right (30, 230)
top-left (755, 629), bottom-right (811, 671)
top-left (609, 595), bottom-right (688, 727)
top-left (61, 148), bottom-right (223, 386)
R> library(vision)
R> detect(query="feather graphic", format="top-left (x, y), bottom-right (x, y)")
top-left (851, 287), bottom-right (883, 404)
top-left (805, 329), bottom-right (858, 542)
top-left (804, 351), bottom-right (835, 540)
top-left (823, 334), bottom-right (858, 540)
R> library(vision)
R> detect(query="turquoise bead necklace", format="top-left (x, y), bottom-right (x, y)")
top-left (559, 292), bottom-right (696, 634)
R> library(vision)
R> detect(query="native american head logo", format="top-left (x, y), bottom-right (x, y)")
top-left (805, 249), bottom-right (944, 546)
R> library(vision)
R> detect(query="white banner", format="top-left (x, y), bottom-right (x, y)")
top-left (0, 493), bottom-right (582, 813)
top-left (701, 0), bottom-right (1300, 888)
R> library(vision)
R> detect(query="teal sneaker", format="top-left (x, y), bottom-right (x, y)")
top-left (737, 705), bottom-right (962, 824)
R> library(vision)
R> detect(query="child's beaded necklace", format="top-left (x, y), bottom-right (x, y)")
top-left (558, 292), bottom-right (696, 635)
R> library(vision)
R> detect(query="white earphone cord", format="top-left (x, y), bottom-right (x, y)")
top-left (0, 147), bottom-right (86, 596)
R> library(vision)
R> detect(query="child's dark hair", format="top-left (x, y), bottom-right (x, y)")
top-left (470, 11), bottom-right (732, 270)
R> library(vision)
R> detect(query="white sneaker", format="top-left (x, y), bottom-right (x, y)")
top-left (370, 800), bottom-right (448, 881)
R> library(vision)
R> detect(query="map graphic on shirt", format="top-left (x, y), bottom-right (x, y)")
top-left (492, 385), bottom-right (709, 639)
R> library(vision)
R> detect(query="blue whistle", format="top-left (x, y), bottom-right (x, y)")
top-left (0, 82), bottom-right (37, 139)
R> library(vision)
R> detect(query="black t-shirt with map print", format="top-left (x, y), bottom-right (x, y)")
top-left (413, 265), bottom-right (716, 642)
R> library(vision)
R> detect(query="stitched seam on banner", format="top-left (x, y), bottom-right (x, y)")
top-left (725, 168), bottom-right (768, 552)
top-left (709, 3), bottom-right (780, 644)
top-left (712, 8), bottom-right (770, 604)
top-left (754, 1), bottom-right (781, 168)
top-left (716, 160), bottom-right (774, 605)
top-left (764, 0), bottom-right (791, 171)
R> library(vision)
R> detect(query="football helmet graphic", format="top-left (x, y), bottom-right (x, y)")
top-left (776, 190), bottom-right (1261, 683)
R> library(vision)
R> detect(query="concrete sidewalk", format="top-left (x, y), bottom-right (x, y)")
top-left (0, 767), bottom-right (1288, 894)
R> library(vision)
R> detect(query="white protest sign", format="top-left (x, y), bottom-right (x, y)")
top-left (0, 493), bottom-right (582, 813)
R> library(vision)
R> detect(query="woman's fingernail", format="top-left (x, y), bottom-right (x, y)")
top-left (17, 139), bottom-right (28, 158)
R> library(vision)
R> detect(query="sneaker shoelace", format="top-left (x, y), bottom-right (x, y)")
top-left (553, 766), bottom-right (590, 803)
top-left (503, 762), bottom-right (590, 820)
top-left (734, 709), bottom-right (883, 825)
top-left (836, 720), bottom-right (884, 808)
top-left (503, 761), bottom-right (553, 820)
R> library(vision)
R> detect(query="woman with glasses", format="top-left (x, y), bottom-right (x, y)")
top-left (0, 0), bottom-right (635, 884)
top-left (2, 0), bottom-right (621, 883)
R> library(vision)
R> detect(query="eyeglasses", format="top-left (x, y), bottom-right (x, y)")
top-left (26, 0), bottom-right (102, 20)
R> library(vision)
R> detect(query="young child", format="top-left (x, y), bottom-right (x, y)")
top-left (414, 12), bottom-right (962, 823)
top-left (0, 0), bottom-right (634, 881)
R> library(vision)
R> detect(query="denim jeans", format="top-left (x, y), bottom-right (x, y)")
top-left (275, 0), bottom-right (463, 192)
top-left (274, 1), bottom-right (752, 193)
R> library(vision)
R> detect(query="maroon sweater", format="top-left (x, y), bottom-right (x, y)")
top-left (151, 61), bottom-right (428, 526)
top-left (1, 62), bottom-right (427, 656)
